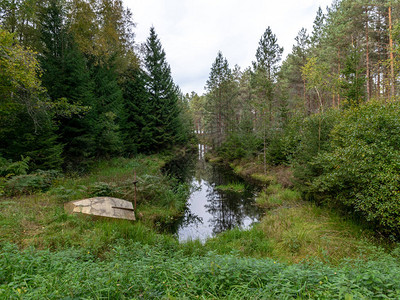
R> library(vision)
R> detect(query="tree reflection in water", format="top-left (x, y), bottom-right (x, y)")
top-left (163, 145), bottom-right (262, 242)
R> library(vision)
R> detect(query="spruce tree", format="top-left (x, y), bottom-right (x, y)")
top-left (91, 58), bottom-right (124, 157)
top-left (120, 67), bottom-right (152, 154)
top-left (143, 26), bottom-right (183, 152)
top-left (39, 0), bottom-right (96, 168)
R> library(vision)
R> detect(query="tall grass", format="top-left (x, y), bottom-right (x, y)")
top-left (1, 241), bottom-right (400, 299)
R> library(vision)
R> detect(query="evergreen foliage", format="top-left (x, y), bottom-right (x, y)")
top-left (142, 26), bottom-right (184, 152)
top-left (91, 59), bottom-right (124, 157)
top-left (120, 67), bottom-right (150, 154)
top-left (39, 0), bottom-right (97, 167)
top-left (205, 51), bottom-right (235, 148)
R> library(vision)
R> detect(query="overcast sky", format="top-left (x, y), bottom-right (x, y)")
top-left (125, 0), bottom-right (333, 95)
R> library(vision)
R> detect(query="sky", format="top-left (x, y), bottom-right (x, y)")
top-left (124, 0), bottom-right (333, 95)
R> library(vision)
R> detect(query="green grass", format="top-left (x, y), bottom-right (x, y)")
top-left (215, 182), bottom-right (245, 193)
top-left (1, 154), bottom-right (399, 298)
top-left (256, 190), bottom-right (283, 208)
top-left (251, 173), bottom-right (276, 184)
top-left (0, 155), bottom-right (188, 253)
top-left (258, 203), bottom-right (381, 264)
top-left (256, 184), bottom-right (300, 209)
top-left (205, 227), bottom-right (272, 257)
top-left (1, 241), bottom-right (400, 299)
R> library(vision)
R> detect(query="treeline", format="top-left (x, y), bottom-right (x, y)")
top-left (0, 0), bottom-right (190, 173)
top-left (191, 1), bottom-right (400, 236)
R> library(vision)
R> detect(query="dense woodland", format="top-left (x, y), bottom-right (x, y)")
top-left (189, 1), bottom-right (400, 237)
top-left (1, 0), bottom-right (400, 236)
top-left (0, 0), bottom-right (191, 173)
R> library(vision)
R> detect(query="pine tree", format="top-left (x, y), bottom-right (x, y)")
top-left (143, 26), bottom-right (183, 151)
top-left (252, 26), bottom-right (283, 173)
top-left (205, 51), bottom-right (235, 148)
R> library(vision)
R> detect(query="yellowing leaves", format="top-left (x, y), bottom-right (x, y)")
top-left (0, 28), bottom-right (44, 94)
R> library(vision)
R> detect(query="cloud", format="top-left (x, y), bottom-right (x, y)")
top-left (126, 0), bottom-right (333, 95)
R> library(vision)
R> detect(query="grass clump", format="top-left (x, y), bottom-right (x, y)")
top-left (256, 184), bottom-right (300, 209)
top-left (251, 173), bottom-right (276, 184)
top-left (259, 204), bottom-right (379, 263)
top-left (215, 182), bottom-right (245, 193)
top-left (205, 227), bottom-right (272, 257)
top-left (256, 191), bottom-right (282, 208)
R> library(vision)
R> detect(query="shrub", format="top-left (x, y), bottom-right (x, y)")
top-left (309, 101), bottom-right (400, 235)
top-left (88, 181), bottom-right (122, 197)
top-left (5, 174), bottom-right (46, 196)
top-left (293, 108), bottom-right (340, 195)
top-left (218, 132), bottom-right (261, 161)
top-left (266, 114), bottom-right (303, 165)
top-left (0, 156), bottom-right (30, 177)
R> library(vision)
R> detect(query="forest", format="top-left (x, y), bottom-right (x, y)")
top-left (1, 0), bottom-right (400, 298)
top-left (191, 0), bottom-right (400, 236)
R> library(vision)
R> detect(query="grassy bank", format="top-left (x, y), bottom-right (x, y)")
top-left (1, 153), bottom-right (400, 298)
top-left (0, 154), bottom-right (189, 254)
top-left (203, 154), bottom-right (391, 264)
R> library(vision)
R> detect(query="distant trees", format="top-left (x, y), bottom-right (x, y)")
top-left (198, 0), bottom-right (400, 172)
top-left (204, 51), bottom-right (236, 148)
top-left (201, 27), bottom-right (284, 170)
top-left (196, 1), bottom-right (400, 237)
top-left (252, 27), bottom-right (283, 172)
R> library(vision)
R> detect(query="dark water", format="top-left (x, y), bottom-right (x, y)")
top-left (164, 145), bottom-right (262, 242)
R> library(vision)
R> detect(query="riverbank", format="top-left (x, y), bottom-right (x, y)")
top-left (204, 153), bottom-right (392, 264)
top-left (0, 154), bottom-right (189, 254)
top-left (1, 152), bottom-right (400, 298)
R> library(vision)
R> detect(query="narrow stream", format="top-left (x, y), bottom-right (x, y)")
top-left (164, 145), bottom-right (262, 242)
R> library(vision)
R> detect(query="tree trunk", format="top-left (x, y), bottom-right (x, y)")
top-left (388, 5), bottom-right (395, 98)
top-left (366, 6), bottom-right (371, 101)
top-left (338, 48), bottom-right (341, 108)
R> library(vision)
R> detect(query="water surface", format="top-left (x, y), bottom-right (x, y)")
top-left (164, 145), bottom-right (262, 242)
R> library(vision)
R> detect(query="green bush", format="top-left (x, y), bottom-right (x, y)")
top-left (0, 156), bottom-right (30, 177)
top-left (88, 181), bottom-right (122, 197)
top-left (293, 109), bottom-right (340, 195)
top-left (3, 170), bottom-right (60, 196)
top-left (266, 114), bottom-right (303, 165)
top-left (309, 101), bottom-right (400, 235)
top-left (218, 132), bottom-right (261, 161)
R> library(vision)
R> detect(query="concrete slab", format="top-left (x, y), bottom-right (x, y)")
top-left (64, 197), bottom-right (135, 221)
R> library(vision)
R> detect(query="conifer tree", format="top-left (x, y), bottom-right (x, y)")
top-left (143, 26), bottom-right (183, 151)
top-left (205, 51), bottom-right (235, 148)
top-left (39, 0), bottom-right (96, 167)
top-left (91, 59), bottom-right (124, 157)
top-left (252, 27), bottom-right (283, 173)
top-left (120, 67), bottom-right (150, 154)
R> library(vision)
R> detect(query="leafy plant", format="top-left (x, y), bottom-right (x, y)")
top-left (88, 181), bottom-right (122, 197)
top-left (3, 170), bottom-right (60, 196)
top-left (308, 101), bottom-right (400, 235)
top-left (0, 156), bottom-right (30, 177)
